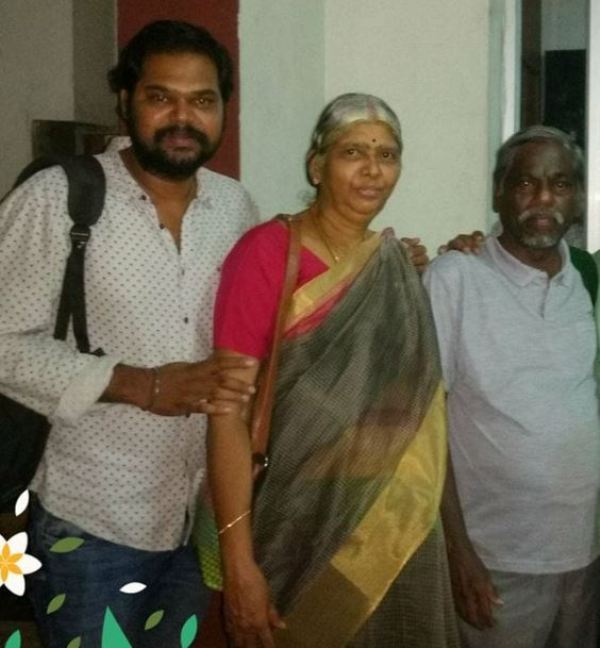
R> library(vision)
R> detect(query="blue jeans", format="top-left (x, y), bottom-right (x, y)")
top-left (27, 500), bottom-right (211, 647)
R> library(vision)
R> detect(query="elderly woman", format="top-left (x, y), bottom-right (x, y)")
top-left (200, 93), bottom-right (459, 647)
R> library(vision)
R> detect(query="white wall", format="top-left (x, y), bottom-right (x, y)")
top-left (240, 0), bottom-right (497, 252)
top-left (239, 0), bottom-right (325, 219)
top-left (324, 0), bottom-right (491, 250)
top-left (0, 1), bottom-right (75, 196)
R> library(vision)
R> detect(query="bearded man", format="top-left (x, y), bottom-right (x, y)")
top-left (0, 20), bottom-right (259, 647)
top-left (424, 126), bottom-right (600, 648)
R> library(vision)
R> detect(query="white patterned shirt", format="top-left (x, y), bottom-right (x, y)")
top-left (0, 151), bottom-right (258, 550)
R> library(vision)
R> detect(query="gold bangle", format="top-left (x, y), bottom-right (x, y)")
top-left (218, 509), bottom-right (251, 536)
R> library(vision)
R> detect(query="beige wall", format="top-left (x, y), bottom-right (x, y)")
top-left (0, 1), bottom-right (74, 196)
top-left (240, 0), bottom-right (499, 252)
top-left (3, 0), bottom-right (505, 252)
top-left (324, 0), bottom-right (491, 249)
top-left (239, 0), bottom-right (325, 219)
top-left (73, 0), bottom-right (117, 125)
top-left (0, 0), bottom-right (116, 197)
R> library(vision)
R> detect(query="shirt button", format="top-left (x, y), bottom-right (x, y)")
top-left (140, 194), bottom-right (147, 201)
top-left (183, 317), bottom-right (189, 324)
top-left (159, 224), bottom-right (165, 230)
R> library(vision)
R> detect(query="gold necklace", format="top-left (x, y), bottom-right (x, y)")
top-left (310, 209), bottom-right (368, 264)
top-left (312, 211), bottom-right (341, 263)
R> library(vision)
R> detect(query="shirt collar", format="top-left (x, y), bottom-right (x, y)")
top-left (485, 236), bottom-right (572, 288)
top-left (104, 151), bottom-right (213, 209)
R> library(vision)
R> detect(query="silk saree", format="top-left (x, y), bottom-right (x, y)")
top-left (198, 229), bottom-right (458, 647)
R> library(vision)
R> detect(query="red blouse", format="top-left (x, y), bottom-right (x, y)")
top-left (213, 219), bottom-right (328, 359)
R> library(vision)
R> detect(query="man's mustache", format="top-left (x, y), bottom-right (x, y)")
top-left (517, 208), bottom-right (565, 225)
top-left (154, 125), bottom-right (210, 147)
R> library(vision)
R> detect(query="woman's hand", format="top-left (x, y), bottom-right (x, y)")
top-left (224, 561), bottom-right (285, 647)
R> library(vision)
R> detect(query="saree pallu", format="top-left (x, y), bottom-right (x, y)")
top-left (199, 231), bottom-right (458, 647)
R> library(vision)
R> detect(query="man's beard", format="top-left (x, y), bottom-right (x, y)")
top-left (514, 208), bottom-right (567, 249)
top-left (128, 121), bottom-right (220, 180)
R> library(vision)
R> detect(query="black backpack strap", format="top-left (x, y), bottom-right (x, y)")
top-left (569, 246), bottom-right (599, 307)
top-left (15, 155), bottom-right (106, 353)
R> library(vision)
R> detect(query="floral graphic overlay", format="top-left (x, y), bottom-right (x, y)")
top-left (119, 582), bottom-right (147, 594)
top-left (0, 531), bottom-right (41, 596)
top-left (4, 629), bottom-right (22, 648)
top-left (1, 490), bottom-right (201, 646)
top-left (14, 490), bottom-right (29, 517)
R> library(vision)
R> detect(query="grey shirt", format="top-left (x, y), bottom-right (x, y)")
top-left (424, 237), bottom-right (600, 573)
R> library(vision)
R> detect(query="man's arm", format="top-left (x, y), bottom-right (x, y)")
top-left (104, 182), bottom-right (262, 416)
top-left (423, 257), bottom-right (501, 628)
top-left (103, 358), bottom-right (256, 416)
top-left (0, 172), bottom-right (108, 420)
top-left (0, 172), bottom-right (255, 423)
top-left (442, 454), bottom-right (502, 629)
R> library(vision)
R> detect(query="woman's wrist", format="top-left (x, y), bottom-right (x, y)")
top-left (218, 509), bottom-right (251, 536)
top-left (222, 553), bottom-right (260, 583)
top-left (221, 532), bottom-right (257, 575)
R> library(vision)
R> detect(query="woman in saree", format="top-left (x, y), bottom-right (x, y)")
top-left (202, 93), bottom-right (459, 647)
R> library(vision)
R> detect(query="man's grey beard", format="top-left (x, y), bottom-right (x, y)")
top-left (517, 208), bottom-right (565, 249)
top-left (519, 232), bottom-right (561, 248)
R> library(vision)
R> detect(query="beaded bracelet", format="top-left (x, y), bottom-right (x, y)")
top-left (143, 367), bottom-right (160, 411)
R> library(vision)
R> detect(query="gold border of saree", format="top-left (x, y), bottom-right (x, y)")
top-left (285, 232), bottom-right (383, 332)
top-left (275, 236), bottom-right (447, 647)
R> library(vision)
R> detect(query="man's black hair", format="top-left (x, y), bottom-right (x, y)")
top-left (108, 20), bottom-right (234, 111)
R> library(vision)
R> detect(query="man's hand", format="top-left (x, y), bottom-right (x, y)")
top-left (437, 230), bottom-right (485, 256)
top-left (148, 356), bottom-right (258, 416)
top-left (104, 355), bottom-right (257, 415)
top-left (447, 543), bottom-right (502, 629)
top-left (224, 561), bottom-right (286, 647)
top-left (401, 237), bottom-right (429, 274)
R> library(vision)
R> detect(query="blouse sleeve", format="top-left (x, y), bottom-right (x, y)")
top-left (213, 220), bottom-right (288, 359)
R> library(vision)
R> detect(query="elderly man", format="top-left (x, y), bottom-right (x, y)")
top-left (424, 125), bottom-right (600, 648)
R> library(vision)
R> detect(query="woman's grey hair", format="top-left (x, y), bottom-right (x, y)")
top-left (493, 125), bottom-right (585, 193)
top-left (306, 93), bottom-right (402, 182)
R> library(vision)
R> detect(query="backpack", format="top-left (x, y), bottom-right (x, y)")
top-left (0, 155), bottom-right (106, 511)
top-left (569, 246), bottom-right (599, 307)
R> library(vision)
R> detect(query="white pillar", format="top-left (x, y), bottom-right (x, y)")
top-left (586, 0), bottom-right (600, 252)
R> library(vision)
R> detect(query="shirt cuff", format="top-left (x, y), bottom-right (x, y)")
top-left (54, 354), bottom-right (121, 425)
